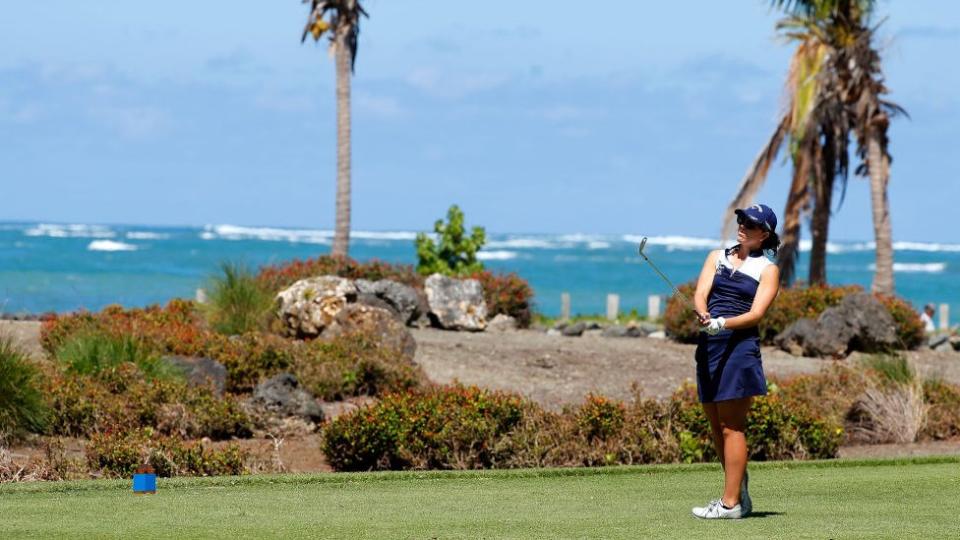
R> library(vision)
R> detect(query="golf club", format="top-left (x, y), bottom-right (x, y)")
top-left (637, 237), bottom-right (705, 318)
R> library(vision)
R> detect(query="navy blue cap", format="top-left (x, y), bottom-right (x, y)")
top-left (735, 204), bottom-right (777, 232)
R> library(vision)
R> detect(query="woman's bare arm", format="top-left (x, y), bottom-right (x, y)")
top-left (693, 250), bottom-right (721, 323)
top-left (722, 264), bottom-right (780, 330)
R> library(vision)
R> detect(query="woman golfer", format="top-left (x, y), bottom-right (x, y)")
top-left (691, 203), bottom-right (780, 519)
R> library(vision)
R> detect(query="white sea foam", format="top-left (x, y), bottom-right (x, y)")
top-left (892, 242), bottom-right (960, 253)
top-left (623, 235), bottom-right (720, 251)
top-left (587, 241), bottom-right (611, 250)
top-left (477, 250), bottom-right (519, 261)
top-left (25, 224), bottom-right (115, 239)
top-left (126, 231), bottom-right (170, 240)
top-left (869, 262), bottom-right (947, 273)
top-left (486, 238), bottom-right (560, 249)
top-left (201, 225), bottom-right (418, 244)
top-left (88, 240), bottom-right (138, 252)
top-left (202, 225), bottom-right (331, 244)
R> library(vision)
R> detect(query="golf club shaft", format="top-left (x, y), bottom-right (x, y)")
top-left (637, 239), bottom-right (702, 315)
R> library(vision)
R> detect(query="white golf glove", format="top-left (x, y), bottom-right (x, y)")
top-left (704, 317), bottom-right (726, 336)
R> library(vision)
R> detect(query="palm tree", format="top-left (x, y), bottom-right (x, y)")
top-left (302, 0), bottom-right (368, 258)
top-left (723, 0), bottom-right (903, 292)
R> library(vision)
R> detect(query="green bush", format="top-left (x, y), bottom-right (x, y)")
top-left (323, 383), bottom-right (842, 472)
top-left (256, 256), bottom-right (422, 295)
top-left (922, 379), bottom-right (960, 441)
top-left (295, 333), bottom-right (426, 402)
top-left (860, 354), bottom-right (914, 385)
top-left (54, 331), bottom-right (180, 383)
top-left (43, 365), bottom-right (252, 440)
top-left (662, 283), bottom-right (700, 343)
top-left (323, 385), bottom-right (525, 471)
top-left (205, 262), bottom-right (275, 335)
top-left (469, 270), bottom-right (534, 328)
top-left (86, 427), bottom-right (247, 478)
top-left (0, 338), bottom-right (49, 443)
top-left (663, 283), bottom-right (924, 350)
top-left (415, 204), bottom-right (486, 276)
top-left (877, 295), bottom-right (926, 350)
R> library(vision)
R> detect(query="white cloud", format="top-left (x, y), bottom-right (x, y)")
top-left (89, 105), bottom-right (170, 139)
top-left (355, 92), bottom-right (405, 118)
top-left (406, 67), bottom-right (508, 99)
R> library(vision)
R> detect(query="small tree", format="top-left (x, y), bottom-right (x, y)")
top-left (416, 205), bottom-right (486, 276)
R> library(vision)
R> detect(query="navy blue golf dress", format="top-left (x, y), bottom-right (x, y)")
top-left (695, 246), bottom-right (773, 403)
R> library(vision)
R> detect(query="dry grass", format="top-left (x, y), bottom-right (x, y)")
top-left (847, 380), bottom-right (929, 444)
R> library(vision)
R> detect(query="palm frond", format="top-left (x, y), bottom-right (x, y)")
top-left (721, 115), bottom-right (790, 240)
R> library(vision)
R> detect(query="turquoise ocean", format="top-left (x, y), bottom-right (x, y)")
top-left (1, 222), bottom-right (956, 323)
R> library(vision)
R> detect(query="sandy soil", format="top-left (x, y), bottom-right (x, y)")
top-left (413, 328), bottom-right (836, 409)
top-left (0, 321), bottom-right (43, 360)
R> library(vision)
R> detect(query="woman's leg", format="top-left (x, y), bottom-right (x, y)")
top-left (716, 397), bottom-right (753, 507)
top-left (701, 402), bottom-right (724, 465)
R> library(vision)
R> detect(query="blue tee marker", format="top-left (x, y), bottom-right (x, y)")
top-left (133, 465), bottom-right (157, 494)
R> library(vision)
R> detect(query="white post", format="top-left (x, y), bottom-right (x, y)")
top-left (560, 292), bottom-right (571, 321)
top-left (940, 303), bottom-right (950, 332)
top-left (195, 288), bottom-right (208, 304)
top-left (606, 294), bottom-right (619, 321)
top-left (647, 295), bottom-right (661, 320)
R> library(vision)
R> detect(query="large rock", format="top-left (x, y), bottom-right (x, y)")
top-left (424, 274), bottom-right (488, 331)
top-left (354, 279), bottom-right (428, 326)
top-left (250, 373), bottom-right (324, 423)
top-left (562, 321), bottom-right (587, 337)
top-left (276, 276), bottom-right (358, 337)
top-left (163, 356), bottom-right (227, 395)
top-left (487, 313), bottom-right (518, 332)
top-left (774, 292), bottom-right (898, 358)
top-left (321, 303), bottom-right (417, 361)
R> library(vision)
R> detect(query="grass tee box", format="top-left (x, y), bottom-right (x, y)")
top-left (1, 456), bottom-right (958, 539)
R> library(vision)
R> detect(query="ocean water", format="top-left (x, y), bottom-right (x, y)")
top-left (1, 222), bottom-right (957, 324)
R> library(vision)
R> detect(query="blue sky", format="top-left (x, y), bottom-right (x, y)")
top-left (2, 1), bottom-right (958, 241)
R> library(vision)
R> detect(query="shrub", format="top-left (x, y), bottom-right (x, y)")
top-left (0, 338), bottom-right (49, 443)
top-left (921, 379), bottom-right (960, 441)
top-left (295, 333), bottom-right (426, 402)
top-left (323, 383), bottom-right (841, 472)
top-left (774, 364), bottom-right (866, 425)
top-left (664, 282), bottom-right (925, 350)
top-left (43, 366), bottom-right (252, 440)
top-left (204, 262), bottom-right (275, 335)
top-left (257, 256), bottom-right (421, 295)
top-left (662, 284), bottom-right (700, 343)
top-left (415, 204), bottom-right (486, 276)
top-left (41, 300), bottom-right (207, 357)
top-left (323, 385), bottom-right (525, 471)
top-left (468, 270), bottom-right (534, 328)
top-left (860, 354), bottom-right (914, 385)
top-left (86, 428), bottom-right (247, 478)
top-left (845, 380), bottom-right (927, 444)
top-left (54, 331), bottom-right (180, 383)
top-left (876, 295), bottom-right (926, 350)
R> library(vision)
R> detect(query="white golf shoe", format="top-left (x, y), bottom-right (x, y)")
top-left (692, 499), bottom-right (743, 519)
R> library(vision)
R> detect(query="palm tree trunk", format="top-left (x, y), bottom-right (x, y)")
top-left (808, 151), bottom-right (832, 285)
top-left (868, 128), bottom-right (894, 295)
top-left (778, 156), bottom-right (810, 286)
top-left (331, 36), bottom-right (352, 258)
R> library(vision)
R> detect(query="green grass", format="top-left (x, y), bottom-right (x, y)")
top-left (534, 310), bottom-right (657, 327)
top-left (2, 456), bottom-right (958, 538)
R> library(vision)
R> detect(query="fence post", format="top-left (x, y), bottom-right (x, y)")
top-left (648, 295), bottom-right (661, 320)
top-left (195, 288), bottom-right (207, 304)
top-left (940, 303), bottom-right (950, 331)
top-left (560, 292), bottom-right (571, 321)
top-left (606, 294), bottom-right (619, 321)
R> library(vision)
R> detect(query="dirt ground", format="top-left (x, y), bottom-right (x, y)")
top-left (412, 328), bottom-right (960, 409)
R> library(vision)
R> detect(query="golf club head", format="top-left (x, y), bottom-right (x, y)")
top-left (638, 237), bottom-right (648, 256)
